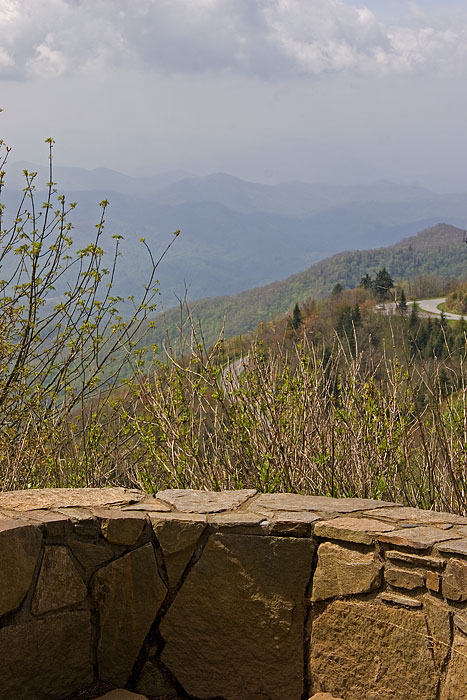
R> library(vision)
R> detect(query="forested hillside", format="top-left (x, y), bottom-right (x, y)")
top-left (149, 223), bottom-right (467, 351)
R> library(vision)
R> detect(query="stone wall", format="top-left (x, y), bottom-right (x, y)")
top-left (0, 487), bottom-right (466, 700)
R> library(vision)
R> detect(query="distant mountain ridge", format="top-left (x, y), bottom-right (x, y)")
top-left (3, 166), bottom-right (467, 308)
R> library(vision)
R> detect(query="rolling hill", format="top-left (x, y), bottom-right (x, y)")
top-left (146, 223), bottom-right (467, 352)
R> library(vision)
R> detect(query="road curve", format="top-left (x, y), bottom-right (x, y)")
top-left (411, 297), bottom-right (465, 321)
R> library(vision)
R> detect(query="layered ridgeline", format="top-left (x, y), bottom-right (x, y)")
top-left (148, 223), bottom-right (467, 350)
top-left (4, 166), bottom-right (467, 307)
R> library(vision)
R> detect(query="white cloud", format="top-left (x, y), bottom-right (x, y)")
top-left (0, 0), bottom-right (466, 80)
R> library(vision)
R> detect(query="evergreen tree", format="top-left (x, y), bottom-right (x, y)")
top-left (332, 283), bottom-right (343, 296)
top-left (398, 288), bottom-right (408, 313)
top-left (409, 302), bottom-right (419, 329)
top-left (359, 273), bottom-right (373, 289)
top-left (374, 267), bottom-right (394, 301)
top-left (291, 302), bottom-right (302, 330)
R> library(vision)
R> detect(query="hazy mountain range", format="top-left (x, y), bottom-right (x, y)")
top-left (4, 163), bottom-right (467, 309)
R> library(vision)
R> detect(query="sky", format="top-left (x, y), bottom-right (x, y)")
top-left (1, 0), bottom-right (467, 190)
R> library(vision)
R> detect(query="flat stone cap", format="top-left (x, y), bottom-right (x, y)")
top-left (0, 488), bottom-right (465, 553)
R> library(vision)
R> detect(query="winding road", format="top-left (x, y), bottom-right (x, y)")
top-left (410, 297), bottom-right (465, 321)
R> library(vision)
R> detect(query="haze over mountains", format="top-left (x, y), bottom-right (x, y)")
top-left (5, 162), bottom-right (467, 309)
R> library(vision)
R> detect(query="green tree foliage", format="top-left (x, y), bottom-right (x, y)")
top-left (291, 302), bottom-right (302, 330)
top-left (374, 267), bottom-right (394, 301)
top-left (397, 288), bottom-right (408, 313)
top-left (0, 136), bottom-right (177, 488)
top-left (331, 282), bottom-right (343, 296)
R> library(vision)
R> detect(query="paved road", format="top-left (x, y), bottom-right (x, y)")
top-left (410, 297), bottom-right (465, 321)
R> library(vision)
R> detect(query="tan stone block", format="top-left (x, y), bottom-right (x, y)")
top-left (454, 613), bottom-right (467, 635)
top-left (0, 486), bottom-right (143, 511)
top-left (314, 516), bottom-right (395, 545)
top-left (437, 538), bottom-right (467, 557)
top-left (249, 493), bottom-right (396, 515)
top-left (20, 509), bottom-right (72, 537)
top-left (380, 592), bottom-right (422, 608)
top-left (385, 550), bottom-right (445, 569)
top-left (0, 520), bottom-right (42, 616)
top-left (208, 511), bottom-right (269, 535)
top-left (151, 517), bottom-right (206, 588)
top-left (268, 510), bottom-right (318, 536)
top-left (378, 526), bottom-right (461, 550)
top-left (97, 509), bottom-right (146, 546)
top-left (309, 695), bottom-right (344, 700)
top-left (0, 611), bottom-right (93, 700)
top-left (156, 488), bottom-right (256, 513)
top-left (426, 570), bottom-right (441, 593)
top-left (57, 507), bottom-right (100, 537)
top-left (443, 558), bottom-right (467, 601)
top-left (69, 538), bottom-right (115, 576)
top-left (161, 533), bottom-right (314, 700)
top-left (310, 600), bottom-right (438, 700)
top-left (92, 543), bottom-right (166, 687)
top-left (365, 506), bottom-right (466, 526)
top-left (440, 634), bottom-right (467, 700)
top-left (32, 545), bottom-right (87, 615)
top-left (385, 567), bottom-right (425, 590)
top-left (312, 542), bottom-right (382, 601)
top-left (424, 595), bottom-right (451, 671)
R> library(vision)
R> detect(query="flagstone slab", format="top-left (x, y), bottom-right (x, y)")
top-left (0, 520), bottom-right (42, 616)
top-left (92, 543), bottom-right (166, 686)
top-left (0, 487), bottom-right (143, 511)
top-left (32, 545), bottom-right (87, 615)
top-left (156, 488), bottom-right (257, 513)
top-left (0, 611), bottom-right (93, 700)
top-left (314, 516), bottom-right (395, 544)
top-left (161, 533), bottom-right (314, 700)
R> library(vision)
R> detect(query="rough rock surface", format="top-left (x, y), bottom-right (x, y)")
top-left (314, 516), bottom-right (395, 544)
top-left (156, 488), bottom-right (256, 513)
top-left (441, 634), bottom-right (467, 699)
top-left (92, 543), bottom-right (166, 686)
top-left (160, 533), bottom-right (314, 700)
top-left (424, 595), bottom-right (452, 671)
top-left (0, 487), bottom-right (142, 511)
top-left (0, 487), bottom-right (466, 700)
top-left (443, 558), bottom-right (467, 601)
top-left (32, 545), bottom-right (87, 614)
top-left (0, 611), bottom-right (93, 700)
top-left (0, 521), bottom-right (42, 616)
top-left (135, 658), bottom-right (180, 697)
top-left (69, 538), bottom-right (115, 577)
top-left (312, 541), bottom-right (382, 601)
top-left (310, 600), bottom-right (438, 700)
top-left (151, 517), bottom-right (206, 588)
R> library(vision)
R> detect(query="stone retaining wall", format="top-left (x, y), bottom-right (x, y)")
top-left (0, 487), bottom-right (466, 700)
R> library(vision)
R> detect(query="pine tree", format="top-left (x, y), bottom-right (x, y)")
top-left (409, 302), bottom-right (419, 329)
top-left (374, 267), bottom-right (394, 301)
top-left (291, 302), bottom-right (302, 330)
top-left (398, 288), bottom-right (407, 313)
top-left (352, 303), bottom-right (362, 327)
top-left (332, 283), bottom-right (343, 296)
top-left (359, 273), bottom-right (373, 289)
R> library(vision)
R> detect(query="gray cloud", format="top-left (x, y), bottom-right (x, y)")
top-left (0, 0), bottom-right (466, 80)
